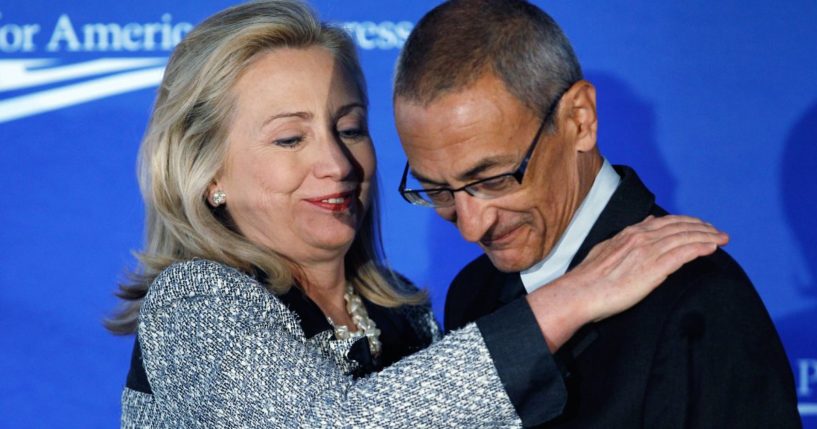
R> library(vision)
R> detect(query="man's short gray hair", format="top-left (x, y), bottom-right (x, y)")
top-left (394, 0), bottom-right (583, 128)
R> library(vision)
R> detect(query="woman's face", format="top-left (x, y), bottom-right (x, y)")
top-left (212, 46), bottom-right (375, 265)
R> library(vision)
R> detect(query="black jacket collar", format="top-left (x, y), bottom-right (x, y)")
top-left (569, 165), bottom-right (660, 271)
top-left (557, 165), bottom-right (662, 363)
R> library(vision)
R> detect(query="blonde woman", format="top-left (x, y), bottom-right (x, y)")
top-left (110, 1), bottom-right (728, 427)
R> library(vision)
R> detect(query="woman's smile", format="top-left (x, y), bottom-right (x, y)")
top-left (304, 190), bottom-right (358, 212)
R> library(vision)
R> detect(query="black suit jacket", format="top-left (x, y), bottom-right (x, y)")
top-left (445, 166), bottom-right (801, 428)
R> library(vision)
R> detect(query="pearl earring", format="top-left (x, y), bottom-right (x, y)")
top-left (211, 190), bottom-right (226, 206)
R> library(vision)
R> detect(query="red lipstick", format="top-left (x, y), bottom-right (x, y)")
top-left (304, 191), bottom-right (356, 212)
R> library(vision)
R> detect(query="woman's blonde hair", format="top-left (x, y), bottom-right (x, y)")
top-left (107, 0), bottom-right (425, 334)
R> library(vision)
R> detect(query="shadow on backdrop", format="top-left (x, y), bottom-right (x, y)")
top-left (588, 71), bottom-right (677, 213)
top-left (774, 99), bottom-right (817, 419)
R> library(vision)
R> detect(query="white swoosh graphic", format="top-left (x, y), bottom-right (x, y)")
top-left (0, 66), bottom-right (165, 123)
top-left (800, 402), bottom-right (817, 415)
top-left (0, 58), bottom-right (166, 92)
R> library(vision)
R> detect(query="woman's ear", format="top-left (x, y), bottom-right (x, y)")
top-left (206, 181), bottom-right (226, 207)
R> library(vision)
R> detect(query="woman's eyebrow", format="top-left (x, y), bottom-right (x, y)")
top-left (261, 111), bottom-right (313, 128)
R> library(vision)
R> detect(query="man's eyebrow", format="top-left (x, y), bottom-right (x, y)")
top-left (410, 169), bottom-right (447, 187)
top-left (457, 157), bottom-right (513, 182)
top-left (410, 155), bottom-right (517, 186)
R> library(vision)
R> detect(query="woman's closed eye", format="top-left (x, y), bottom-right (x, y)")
top-left (337, 127), bottom-right (368, 142)
top-left (273, 135), bottom-right (304, 148)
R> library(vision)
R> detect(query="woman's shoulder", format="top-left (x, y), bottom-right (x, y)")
top-left (140, 258), bottom-right (302, 342)
top-left (143, 258), bottom-right (278, 314)
top-left (154, 258), bottom-right (248, 283)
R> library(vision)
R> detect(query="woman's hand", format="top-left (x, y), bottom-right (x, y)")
top-left (526, 215), bottom-right (729, 351)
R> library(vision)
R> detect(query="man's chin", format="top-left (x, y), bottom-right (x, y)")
top-left (484, 249), bottom-right (538, 273)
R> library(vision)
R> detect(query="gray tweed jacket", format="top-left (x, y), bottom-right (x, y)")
top-left (120, 259), bottom-right (529, 428)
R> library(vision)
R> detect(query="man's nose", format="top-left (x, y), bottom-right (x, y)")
top-left (452, 191), bottom-right (493, 243)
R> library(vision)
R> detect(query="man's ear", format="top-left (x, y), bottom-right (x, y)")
top-left (563, 80), bottom-right (598, 153)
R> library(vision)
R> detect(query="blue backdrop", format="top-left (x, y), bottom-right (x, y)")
top-left (1, 1), bottom-right (815, 426)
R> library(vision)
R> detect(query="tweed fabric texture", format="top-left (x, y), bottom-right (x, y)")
top-left (121, 259), bottom-right (521, 428)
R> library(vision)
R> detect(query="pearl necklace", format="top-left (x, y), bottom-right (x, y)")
top-left (327, 285), bottom-right (382, 357)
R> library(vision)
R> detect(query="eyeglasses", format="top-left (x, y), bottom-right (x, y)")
top-left (398, 90), bottom-right (564, 208)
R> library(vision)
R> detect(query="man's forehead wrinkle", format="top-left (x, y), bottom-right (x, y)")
top-left (443, 88), bottom-right (505, 124)
top-left (458, 153), bottom-right (518, 180)
top-left (410, 140), bottom-right (518, 187)
top-left (397, 73), bottom-right (535, 187)
top-left (438, 95), bottom-right (525, 181)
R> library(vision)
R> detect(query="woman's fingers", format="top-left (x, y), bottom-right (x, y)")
top-left (630, 214), bottom-right (709, 232)
top-left (575, 215), bottom-right (728, 321)
top-left (525, 214), bottom-right (728, 351)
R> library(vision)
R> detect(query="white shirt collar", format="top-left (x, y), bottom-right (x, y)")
top-left (520, 159), bottom-right (620, 293)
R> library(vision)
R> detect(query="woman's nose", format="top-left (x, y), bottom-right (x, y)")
top-left (313, 131), bottom-right (357, 181)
